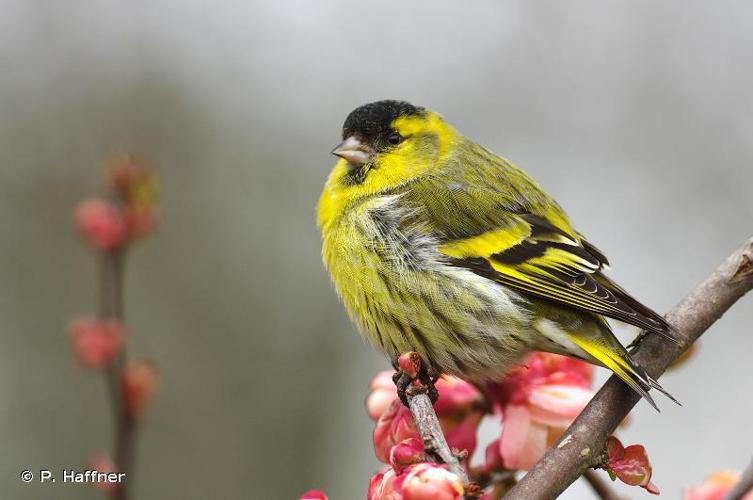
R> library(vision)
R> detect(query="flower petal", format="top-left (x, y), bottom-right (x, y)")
top-left (501, 405), bottom-right (549, 470)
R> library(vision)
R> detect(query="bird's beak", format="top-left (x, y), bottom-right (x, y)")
top-left (331, 136), bottom-right (374, 167)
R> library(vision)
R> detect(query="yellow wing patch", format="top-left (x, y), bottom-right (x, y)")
top-left (438, 218), bottom-right (531, 259)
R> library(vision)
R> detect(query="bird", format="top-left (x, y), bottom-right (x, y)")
top-left (317, 100), bottom-right (676, 409)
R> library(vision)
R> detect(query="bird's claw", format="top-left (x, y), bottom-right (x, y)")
top-left (393, 352), bottom-right (439, 407)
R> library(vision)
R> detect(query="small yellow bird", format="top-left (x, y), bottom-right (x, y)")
top-left (318, 100), bottom-right (675, 409)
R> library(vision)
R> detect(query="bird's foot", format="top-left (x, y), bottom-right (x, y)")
top-left (392, 352), bottom-right (439, 407)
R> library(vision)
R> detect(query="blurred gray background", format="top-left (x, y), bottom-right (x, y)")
top-left (1, 1), bottom-right (752, 498)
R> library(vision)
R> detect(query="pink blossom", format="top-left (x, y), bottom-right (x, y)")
top-left (74, 199), bottom-right (126, 251)
top-left (373, 398), bottom-right (421, 463)
top-left (369, 467), bottom-right (403, 500)
top-left (685, 470), bottom-right (753, 500)
top-left (69, 317), bottom-right (125, 369)
top-left (401, 463), bottom-right (464, 500)
top-left (368, 371), bottom-right (484, 463)
top-left (487, 352), bottom-right (595, 470)
top-left (368, 463), bottom-right (464, 500)
top-left (366, 371), bottom-right (399, 421)
top-left (122, 360), bottom-right (159, 419)
top-left (432, 376), bottom-right (483, 416)
top-left (299, 489), bottom-right (328, 500)
top-left (390, 438), bottom-right (426, 473)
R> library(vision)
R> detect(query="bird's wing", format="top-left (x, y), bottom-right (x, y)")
top-left (438, 212), bottom-right (668, 336)
top-left (411, 147), bottom-right (671, 338)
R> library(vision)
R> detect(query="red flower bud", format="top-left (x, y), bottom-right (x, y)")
top-left (397, 352), bottom-right (422, 379)
top-left (603, 436), bottom-right (659, 494)
top-left (373, 399), bottom-right (420, 463)
top-left (299, 489), bottom-right (328, 500)
top-left (122, 360), bottom-right (159, 419)
top-left (366, 370), bottom-right (398, 421)
top-left (369, 467), bottom-right (402, 500)
top-left (69, 317), bottom-right (125, 369)
top-left (389, 438), bottom-right (426, 473)
top-left (74, 199), bottom-right (126, 251)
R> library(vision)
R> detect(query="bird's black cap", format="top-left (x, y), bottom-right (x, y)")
top-left (342, 100), bottom-right (425, 141)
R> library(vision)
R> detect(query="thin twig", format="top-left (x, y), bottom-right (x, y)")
top-left (505, 238), bottom-right (753, 500)
top-left (407, 391), bottom-right (469, 484)
top-left (100, 250), bottom-right (124, 419)
top-left (98, 248), bottom-right (136, 500)
top-left (724, 458), bottom-right (753, 500)
top-left (583, 469), bottom-right (627, 500)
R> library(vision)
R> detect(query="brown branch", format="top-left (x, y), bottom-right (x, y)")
top-left (582, 469), bottom-right (627, 500)
top-left (505, 237), bottom-right (753, 500)
top-left (407, 391), bottom-right (469, 484)
top-left (99, 248), bottom-right (136, 500)
top-left (724, 458), bottom-right (753, 500)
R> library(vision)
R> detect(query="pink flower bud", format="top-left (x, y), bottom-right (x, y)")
top-left (686, 470), bottom-right (753, 500)
top-left (373, 398), bottom-right (420, 463)
top-left (603, 436), bottom-right (659, 494)
top-left (368, 469), bottom-right (387, 500)
top-left (74, 199), bottom-right (126, 251)
top-left (433, 376), bottom-right (482, 416)
top-left (401, 463), bottom-right (464, 500)
top-left (390, 438), bottom-right (426, 473)
top-left (366, 371), bottom-right (399, 421)
top-left (85, 453), bottom-right (119, 492)
top-left (122, 360), bottom-right (159, 419)
top-left (397, 352), bottom-right (422, 378)
top-left (69, 317), bottom-right (125, 369)
top-left (299, 489), bottom-right (328, 500)
top-left (369, 467), bottom-right (402, 500)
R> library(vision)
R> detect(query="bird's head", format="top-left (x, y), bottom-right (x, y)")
top-left (327, 100), bottom-right (458, 193)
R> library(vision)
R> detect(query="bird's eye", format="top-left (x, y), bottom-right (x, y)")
top-left (387, 132), bottom-right (402, 145)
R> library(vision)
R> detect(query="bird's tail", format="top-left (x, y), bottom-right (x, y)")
top-left (567, 323), bottom-right (679, 411)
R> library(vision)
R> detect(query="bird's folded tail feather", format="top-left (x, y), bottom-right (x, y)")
top-left (566, 333), bottom-right (679, 411)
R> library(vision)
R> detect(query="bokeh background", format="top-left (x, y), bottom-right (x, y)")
top-left (1, 1), bottom-right (752, 498)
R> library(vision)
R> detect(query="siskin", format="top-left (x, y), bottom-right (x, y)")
top-left (318, 100), bottom-right (676, 409)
